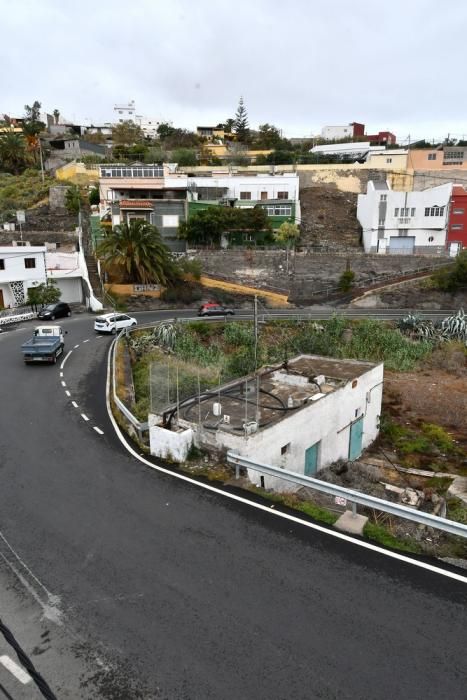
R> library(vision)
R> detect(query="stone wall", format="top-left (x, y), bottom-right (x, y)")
top-left (190, 249), bottom-right (447, 303)
top-left (0, 229), bottom-right (77, 248)
top-left (413, 169), bottom-right (467, 191)
top-left (49, 186), bottom-right (69, 212)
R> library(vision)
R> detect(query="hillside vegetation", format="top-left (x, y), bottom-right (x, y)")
top-left (0, 170), bottom-right (56, 222)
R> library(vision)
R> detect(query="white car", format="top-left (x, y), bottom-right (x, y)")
top-left (94, 313), bottom-right (137, 334)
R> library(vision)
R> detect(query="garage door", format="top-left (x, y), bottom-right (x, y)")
top-left (389, 236), bottom-right (415, 255)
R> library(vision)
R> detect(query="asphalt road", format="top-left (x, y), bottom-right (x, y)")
top-left (0, 310), bottom-right (466, 699)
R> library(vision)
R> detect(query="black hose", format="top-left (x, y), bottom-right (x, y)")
top-left (0, 618), bottom-right (58, 700)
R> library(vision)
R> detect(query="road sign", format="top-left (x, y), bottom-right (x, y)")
top-left (16, 210), bottom-right (26, 223)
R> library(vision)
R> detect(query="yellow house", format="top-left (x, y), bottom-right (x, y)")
top-left (55, 162), bottom-right (99, 184)
top-left (197, 126), bottom-right (225, 140)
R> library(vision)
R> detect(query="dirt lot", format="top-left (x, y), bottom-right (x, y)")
top-left (384, 370), bottom-right (467, 438)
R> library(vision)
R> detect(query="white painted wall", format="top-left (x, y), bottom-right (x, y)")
top-left (197, 361), bottom-right (384, 492)
top-left (188, 174), bottom-right (299, 202)
top-left (149, 417), bottom-right (194, 462)
top-left (321, 125), bottom-right (354, 140)
top-left (0, 246), bottom-right (47, 307)
top-left (357, 181), bottom-right (452, 253)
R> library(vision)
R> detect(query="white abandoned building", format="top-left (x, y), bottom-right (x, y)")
top-left (148, 354), bottom-right (384, 492)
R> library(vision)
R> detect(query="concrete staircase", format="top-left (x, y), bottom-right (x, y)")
top-left (84, 253), bottom-right (103, 302)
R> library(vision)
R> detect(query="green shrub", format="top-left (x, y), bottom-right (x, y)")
top-left (338, 269), bottom-right (356, 292)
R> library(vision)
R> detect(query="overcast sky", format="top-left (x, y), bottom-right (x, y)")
top-left (1, 0), bottom-right (467, 142)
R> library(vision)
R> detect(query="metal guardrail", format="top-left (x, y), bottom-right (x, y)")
top-left (227, 453), bottom-right (467, 539)
top-left (111, 331), bottom-right (148, 439)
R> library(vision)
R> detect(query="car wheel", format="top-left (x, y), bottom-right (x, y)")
top-left (67, 311), bottom-right (71, 317)
top-left (111, 327), bottom-right (116, 335)
top-left (50, 315), bottom-right (55, 320)
top-left (132, 321), bottom-right (136, 326)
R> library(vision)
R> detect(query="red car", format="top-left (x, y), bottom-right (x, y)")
top-left (198, 303), bottom-right (235, 317)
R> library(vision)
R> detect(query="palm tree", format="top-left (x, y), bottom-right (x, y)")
top-left (53, 109), bottom-right (60, 125)
top-left (98, 219), bottom-right (176, 285)
top-left (0, 130), bottom-right (28, 174)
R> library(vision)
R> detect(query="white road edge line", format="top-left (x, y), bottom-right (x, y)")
top-left (65, 390), bottom-right (71, 397)
top-left (81, 413), bottom-right (90, 422)
top-left (0, 655), bottom-right (32, 685)
top-left (93, 426), bottom-right (104, 435)
top-left (105, 338), bottom-right (467, 586)
top-left (60, 350), bottom-right (72, 369)
top-left (72, 401), bottom-right (79, 408)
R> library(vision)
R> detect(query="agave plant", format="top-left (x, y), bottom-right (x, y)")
top-left (440, 309), bottom-right (467, 341)
top-left (398, 314), bottom-right (436, 339)
top-left (153, 321), bottom-right (179, 351)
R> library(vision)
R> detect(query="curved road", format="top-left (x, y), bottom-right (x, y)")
top-left (0, 310), bottom-right (466, 699)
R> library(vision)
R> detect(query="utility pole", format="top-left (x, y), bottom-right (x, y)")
top-left (253, 294), bottom-right (258, 371)
top-left (38, 138), bottom-right (45, 184)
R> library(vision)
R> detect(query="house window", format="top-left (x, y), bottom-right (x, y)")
top-left (411, 208), bottom-right (416, 216)
top-left (260, 191), bottom-right (268, 200)
top-left (428, 153), bottom-right (437, 160)
top-left (240, 191), bottom-right (251, 200)
top-left (451, 224), bottom-right (464, 230)
top-left (277, 191), bottom-right (289, 199)
top-left (453, 208), bottom-right (465, 215)
top-left (24, 258), bottom-right (36, 269)
top-left (378, 217), bottom-right (385, 225)
top-left (380, 194), bottom-right (387, 201)
top-left (444, 151), bottom-right (464, 160)
top-left (281, 443), bottom-right (290, 455)
top-left (425, 206), bottom-right (445, 217)
top-left (386, 158), bottom-right (392, 163)
top-left (162, 215), bottom-right (179, 227)
top-left (265, 205), bottom-right (292, 216)
top-left (394, 208), bottom-right (399, 216)
top-left (0, 259), bottom-right (4, 270)
top-left (428, 236), bottom-right (434, 242)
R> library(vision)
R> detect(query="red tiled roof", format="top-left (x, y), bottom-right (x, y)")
top-left (119, 199), bottom-right (154, 209)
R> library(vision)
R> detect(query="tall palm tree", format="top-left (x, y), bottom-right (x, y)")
top-left (98, 219), bottom-right (175, 285)
top-left (0, 130), bottom-right (28, 174)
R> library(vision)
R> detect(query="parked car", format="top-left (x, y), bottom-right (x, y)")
top-left (37, 302), bottom-right (71, 320)
top-left (198, 303), bottom-right (235, 317)
top-left (94, 313), bottom-right (137, 334)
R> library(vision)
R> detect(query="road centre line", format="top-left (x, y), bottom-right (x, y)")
top-left (81, 413), bottom-right (90, 422)
top-left (60, 371), bottom-right (63, 377)
top-left (93, 427), bottom-right (104, 435)
top-left (72, 401), bottom-right (79, 408)
top-left (60, 350), bottom-right (72, 369)
top-left (61, 380), bottom-right (66, 387)
top-left (74, 344), bottom-right (80, 349)
top-left (0, 655), bottom-right (31, 685)
top-left (83, 339), bottom-right (90, 343)
top-left (65, 390), bottom-right (71, 397)
top-left (105, 338), bottom-right (467, 585)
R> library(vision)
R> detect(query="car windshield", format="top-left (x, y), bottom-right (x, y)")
top-left (43, 305), bottom-right (57, 311)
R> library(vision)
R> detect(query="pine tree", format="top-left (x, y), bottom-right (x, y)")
top-left (234, 96), bottom-right (249, 143)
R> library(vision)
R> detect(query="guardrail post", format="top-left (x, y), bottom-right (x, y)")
top-left (352, 502), bottom-right (357, 519)
top-left (235, 463), bottom-right (240, 479)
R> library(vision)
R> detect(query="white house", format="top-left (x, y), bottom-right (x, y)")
top-left (357, 180), bottom-right (452, 255)
top-left (187, 173), bottom-right (299, 205)
top-left (148, 355), bottom-right (383, 492)
top-left (0, 246), bottom-right (47, 308)
top-left (46, 252), bottom-right (83, 303)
